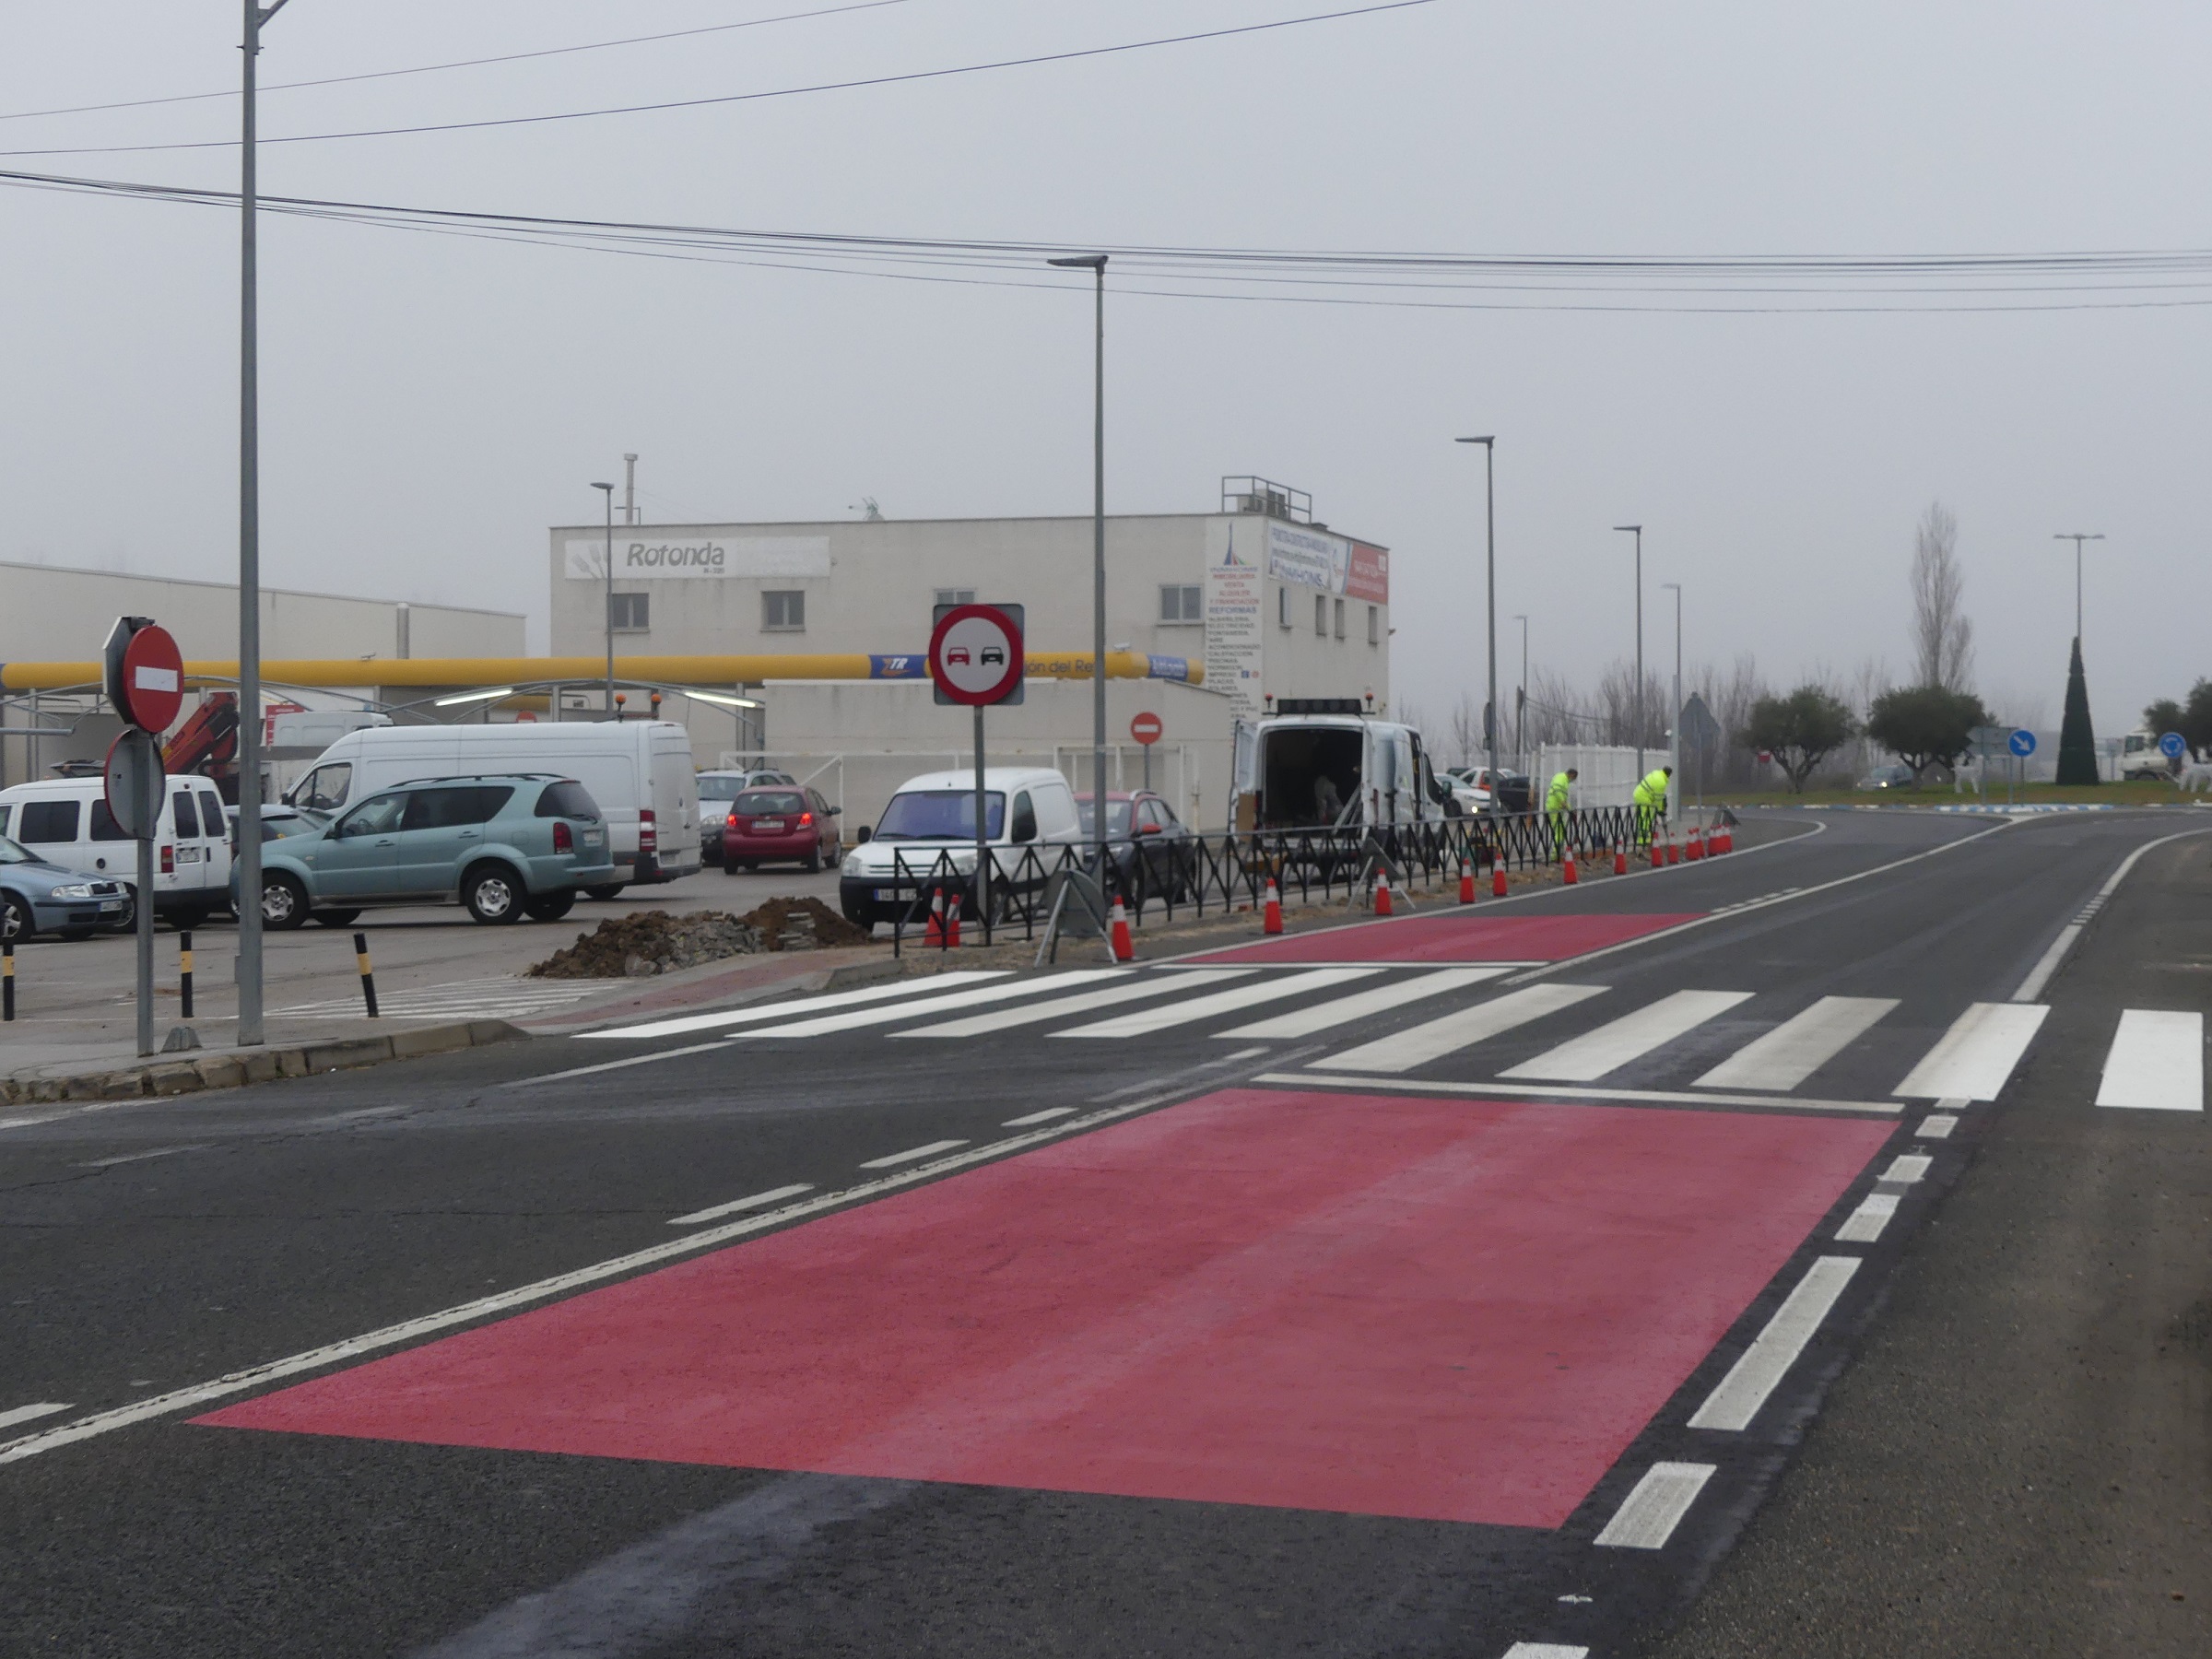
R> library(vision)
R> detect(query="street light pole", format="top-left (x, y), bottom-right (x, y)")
top-left (1661, 582), bottom-right (1682, 822)
top-left (1457, 438), bottom-right (1497, 830)
top-left (1048, 253), bottom-right (1109, 891)
top-left (593, 482), bottom-right (616, 719)
top-left (236, 0), bottom-right (294, 1048)
top-left (1614, 525), bottom-right (1644, 777)
top-left (1512, 613), bottom-right (1528, 772)
top-left (2053, 532), bottom-right (2103, 645)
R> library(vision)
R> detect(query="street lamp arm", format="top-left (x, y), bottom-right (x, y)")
top-left (258, 0), bottom-right (293, 23)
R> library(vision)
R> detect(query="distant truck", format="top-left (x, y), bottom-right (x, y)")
top-left (2119, 727), bottom-right (2178, 782)
top-left (1229, 703), bottom-right (1456, 832)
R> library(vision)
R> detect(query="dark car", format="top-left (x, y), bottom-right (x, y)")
top-left (1076, 790), bottom-right (1194, 902)
top-left (724, 787), bottom-right (842, 873)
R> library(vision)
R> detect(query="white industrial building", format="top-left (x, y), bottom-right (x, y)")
top-left (546, 479), bottom-right (1395, 829)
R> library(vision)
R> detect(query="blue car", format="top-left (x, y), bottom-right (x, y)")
top-left (251, 774), bottom-right (616, 929)
top-left (0, 833), bottom-right (134, 942)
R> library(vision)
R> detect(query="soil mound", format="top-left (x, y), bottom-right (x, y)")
top-left (529, 910), bottom-right (762, 979)
top-left (738, 896), bottom-right (871, 952)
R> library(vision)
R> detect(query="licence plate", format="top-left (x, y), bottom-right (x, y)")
top-left (583, 831), bottom-right (605, 848)
top-left (756, 820), bottom-right (785, 832)
top-left (178, 846), bottom-right (202, 864)
top-left (873, 888), bottom-right (906, 901)
top-left (100, 900), bottom-right (123, 912)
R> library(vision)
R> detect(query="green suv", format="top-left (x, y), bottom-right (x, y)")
top-left (253, 775), bottom-right (615, 928)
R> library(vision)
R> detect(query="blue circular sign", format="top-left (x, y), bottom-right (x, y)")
top-left (2007, 728), bottom-right (2037, 758)
top-left (2160, 730), bottom-right (2187, 759)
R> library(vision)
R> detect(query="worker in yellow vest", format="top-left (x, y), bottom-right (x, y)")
top-left (1545, 767), bottom-right (1577, 851)
top-left (1633, 765), bottom-right (1674, 845)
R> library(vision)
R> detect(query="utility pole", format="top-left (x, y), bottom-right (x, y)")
top-left (1048, 253), bottom-right (1109, 891)
top-left (1661, 582), bottom-right (1682, 822)
top-left (1614, 524), bottom-right (1644, 779)
top-left (624, 453), bottom-right (640, 525)
top-left (593, 482), bottom-right (616, 718)
top-left (1457, 437), bottom-right (1497, 832)
top-left (1512, 614), bottom-right (1528, 772)
top-left (2053, 532), bottom-right (2103, 645)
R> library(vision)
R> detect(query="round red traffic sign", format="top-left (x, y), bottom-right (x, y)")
top-left (927, 605), bottom-right (1024, 707)
top-left (119, 624), bottom-right (184, 733)
top-left (1129, 712), bottom-right (1163, 747)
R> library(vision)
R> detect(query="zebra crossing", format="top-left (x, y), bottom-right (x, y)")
top-left (579, 964), bottom-right (2206, 1112)
top-left (276, 976), bottom-right (604, 1021)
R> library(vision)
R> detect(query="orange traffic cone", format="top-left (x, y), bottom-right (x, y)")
top-left (946, 892), bottom-right (963, 947)
top-left (1614, 843), bottom-right (1628, 876)
top-left (1458, 858), bottom-right (1476, 905)
top-left (1687, 827), bottom-right (1704, 861)
top-left (1492, 860), bottom-right (1509, 898)
top-left (1263, 877), bottom-right (1283, 935)
top-left (1719, 823), bottom-right (1734, 853)
top-left (923, 888), bottom-right (947, 947)
top-left (1108, 896), bottom-right (1135, 961)
top-left (1374, 868), bottom-right (1394, 916)
top-left (1649, 834), bottom-right (1664, 867)
top-left (1666, 835), bottom-right (1681, 866)
top-left (1562, 845), bottom-right (1579, 885)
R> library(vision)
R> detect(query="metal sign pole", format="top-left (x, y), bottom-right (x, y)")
top-left (135, 820), bottom-right (155, 1057)
top-left (973, 702), bottom-right (989, 941)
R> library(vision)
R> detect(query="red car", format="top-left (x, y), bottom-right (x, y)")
top-left (723, 787), bottom-right (843, 873)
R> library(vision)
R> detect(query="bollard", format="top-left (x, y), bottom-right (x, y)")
top-left (178, 929), bottom-right (194, 1019)
top-left (354, 931), bottom-right (380, 1018)
top-left (3, 938), bottom-right (13, 1022)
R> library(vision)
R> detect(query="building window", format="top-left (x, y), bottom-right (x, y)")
top-left (762, 590), bottom-right (806, 631)
top-left (1314, 594), bottom-right (1327, 637)
top-left (1277, 586), bottom-right (1291, 629)
top-left (1367, 604), bottom-right (1380, 645)
top-left (933, 587), bottom-right (975, 608)
top-left (607, 592), bottom-right (649, 632)
top-left (1333, 597), bottom-right (1346, 640)
top-left (1159, 583), bottom-right (1202, 624)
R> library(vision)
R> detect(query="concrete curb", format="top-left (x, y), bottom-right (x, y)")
top-left (0, 1018), bottom-right (525, 1109)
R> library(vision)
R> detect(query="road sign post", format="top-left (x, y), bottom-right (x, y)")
top-left (2159, 730), bottom-right (2187, 774)
top-left (2007, 728), bottom-right (2037, 806)
top-left (103, 617), bottom-right (182, 1057)
top-left (1677, 693), bottom-right (1722, 824)
top-left (930, 603), bottom-right (1026, 942)
top-left (1131, 711), bottom-right (1161, 792)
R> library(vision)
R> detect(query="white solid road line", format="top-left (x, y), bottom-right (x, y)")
top-left (859, 1139), bottom-right (970, 1169)
top-left (77, 1145), bottom-right (203, 1169)
top-left (1500, 1646), bottom-right (1591, 1659)
top-left (667, 1183), bottom-right (816, 1228)
top-left (891, 970), bottom-right (1250, 1037)
top-left (1052, 968), bottom-right (1378, 1039)
top-left (1594, 1462), bottom-right (1718, 1549)
top-left (1261, 1071), bottom-right (1898, 1114)
top-left (2096, 1009), bottom-right (2205, 1112)
top-left (1501, 990), bottom-right (1753, 1084)
top-left (2012, 828), bottom-right (2212, 1002)
top-left (1692, 995), bottom-right (1899, 1092)
top-left (510, 1040), bottom-right (735, 1087)
top-left (1311, 983), bottom-right (1608, 1075)
top-left (1215, 967), bottom-right (1511, 1039)
top-left (1833, 1193), bottom-right (1900, 1243)
top-left (745, 971), bottom-right (1128, 1038)
top-left (1003, 1107), bottom-right (1076, 1126)
top-left (1688, 1254), bottom-right (1861, 1431)
top-left (1894, 1002), bottom-right (2051, 1100)
top-left (0, 1402), bottom-right (71, 1432)
top-left (574, 971), bottom-right (1011, 1041)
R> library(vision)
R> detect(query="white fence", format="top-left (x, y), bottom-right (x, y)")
top-left (719, 745), bottom-right (1202, 835)
top-left (1533, 744), bottom-right (1646, 808)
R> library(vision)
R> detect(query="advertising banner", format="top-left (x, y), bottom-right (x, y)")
top-left (1206, 521), bottom-right (1265, 723)
top-left (1345, 541), bottom-right (1390, 604)
top-left (1265, 522), bottom-right (1349, 594)
top-left (563, 535), bottom-right (830, 580)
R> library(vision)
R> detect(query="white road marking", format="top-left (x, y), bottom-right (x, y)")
top-left (509, 1040), bottom-right (735, 1086)
top-left (858, 1139), bottom-right (969, 1169)
top-left (1915, 1113), bottom-right (1958, 1139)
top-left (745, 972), bottom-right (1130, 1038)
top-left (77, 1145), bottom-right (202, 1169)
top-left (0, 1403), bottom-right (70, 1431)
top-left (891, 971), bottom-right (1250, 1037)
top-left (1311, 983), bottom-right (1608, 1074)
top-left (1002, 1107), bottom-right (1076, 1126)
top-left (1256, 1071), bottom-right (1898, 1114)
top-left (2010, 829), bottom-right (2212, 1001)
top-left (1501, 991), bottom-right (1752, 1083)
top-left (276, 977), bottom-right (602, 1020)
top-left (1833, 1192), bottom-right (1900, 1242)
top-left (667, 1183), bottom-right (815, 1228)
top-left (1215, 967), bottom-right (1510, 1039)
top-left (1594, 1462), bottom-right (1717, 1548)
top-left (2095, 1009), bottom-right (2205, 1112)
top-left (1501, 1646), bottom-right (1591, 1659)
top-left (1688, 1255), bottom-right (1860, 1431)
top-left (1053, 968), bottom-right (1378, 1039)
top-left (1880, 1153), bottom-right (1931, 1184)
top-left (1894, 1003), bottom-right (2050, 1100)
top-left (1692, 996), bottom-right (1898, 1092)
top-left (575, 971), bottom-right (1010, 1041)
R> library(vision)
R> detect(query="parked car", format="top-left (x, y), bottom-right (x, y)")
top-left (0, 773), bottom-right (233, 927)
top-left (1856, 764), bottom-right (1915, 790)
top-left (225, 804), bottom-right (331, 846)
top-left (697, 769), bottom-right (795, 860)
top-left (251, 774), bottom-right (614, 928)
top-left (839, 766), bottom-right (1084, 927)
top-left (1445, 766), bottom-right (1535, 814)
top-left (723, 786), bottom-right (841, 873)
top-left (285, 721), bottom-right (701, 897)
top-left (0, 833), bottom-right (133, 942)
top-left (1076, 790), bottom-right (1195, 901)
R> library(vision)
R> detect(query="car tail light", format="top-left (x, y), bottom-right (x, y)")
top-left (159, 844), bottom-right (174, 875)
top-left (797, 811), bottom-right (814, 828)
top-left (638, 809), bottom-right (657, 854)
top-left (726, 811), bottom-right (739, 829)
top-left (552, 820), bottom-right (573, 853)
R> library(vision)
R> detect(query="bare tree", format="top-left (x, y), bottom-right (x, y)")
top-left (1910, 502), bottom-right (1975, 691)
top-left (1449, 691), bottom-right (1482, 768)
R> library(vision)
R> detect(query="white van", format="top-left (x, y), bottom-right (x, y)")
top-left (285, 722), bottom-right (702, 893)
top-left (838, 765), bottom-right (1083, 926)
top-left (0, 774), bottom-right (235, 925)
top-left (1230, 711), bottom-right (1454, 831)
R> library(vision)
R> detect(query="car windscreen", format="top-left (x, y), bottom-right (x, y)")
top-left (733, 791), bottom-right (806, 816)
top-left (1076, 800), bottom-right (1133, 835)
top-left (0, 834), bottom-right (35, 865)
top-left (873, 789), bottom-right (1005, 841)
top-left (696, 776), bottom-right (746, 801)
top-left (533, 780), bottom-right (601, 820)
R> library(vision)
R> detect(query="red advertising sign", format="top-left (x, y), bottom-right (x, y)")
top-left (1129, 712), bottom-right (1163, 747)
top-left (1345, 542), bottom-right (1390, 605)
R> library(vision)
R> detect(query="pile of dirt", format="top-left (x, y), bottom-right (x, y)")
top-left (738, 896), bottom-right (872, 952)
top-left (529, 910), bottom-right (763, 979)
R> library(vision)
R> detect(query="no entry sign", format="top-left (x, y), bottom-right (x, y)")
top-left (103, 617), bottom-right (184, 733)
top-left (1130, 712), bottom-right (1162, 747)
top-left (929, 604), bottom-right (1025, 707)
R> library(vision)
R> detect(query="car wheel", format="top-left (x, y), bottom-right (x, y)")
top-left (583, 884), bottom-right (625, 901)
top-left (0, 891), bottom-right (31, 944)
top-left (310, 909), bottom-right (362, 927)
top-left (524, 892), bottom-right (576, 923)
top-left (464, 864), bottom-right (525, 924)
top-left (804, 850), bottom-right (821, 873)
top-left (261, 873), bottom-right (310, 931)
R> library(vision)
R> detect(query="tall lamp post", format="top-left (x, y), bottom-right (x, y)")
top-left (1660, 582), bottom-right (1682, 822)
top-left (1048, 253), bottom-right (1109, 888)
top-left (2053, 532), bottom-right (2103, 644)
top-left (1512, 613), bottom-right (1528, 772)
top-left (236, 0), bottom-right (298, 1048)
top-left (592, 482), bottom-right (616, 718)
top-left (1613, 524), bottom-right (1644, 777)
top-left (1457, 437), bottom-right (1497, 830)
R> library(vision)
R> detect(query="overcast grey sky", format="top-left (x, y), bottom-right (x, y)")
top-left (3, 1), bottom-right (2206, 737)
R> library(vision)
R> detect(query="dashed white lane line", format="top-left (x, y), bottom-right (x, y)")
top-left (1688, 1255), bottom-right (1860, 1432)
top-left (668, 1184), bottom-right (816, 1229)
top-left (858, 1139), bottom-right (970, 1170)
top-left (1834, 1193), bottom-right (1900, 1243)
top-left (574, 971), bottom-right (1011, 1041)
top-left (1893, 1002), bottom-right (2049, 1101)
top-left (1915, 1113), bottom-right (1958, 1139)
top-left (1502, 990), bottom-right (1752, 1083)
top-left (1692, 995), bottom-right (1898, 1093)
top-left (1501, 1645), bottom-right (1590, 1659)
top-left (2096, 1009), bottom-right (2205, 1112)
top-left (1003, 1108), bottom-right (1077, 1126)
top-left (77, 1146), bottom-right (203, 1169)
top-left (1880, 1153), bottom-right (1931, 1184)
top-left (1594, 1462), bottom-right (1717, 1549)
top-left (1312, 983), bottom-right (1608, 1075)
top-left (2010, 828), bottom-right (2212, 1002)
top-left (0, 1403), bottom-right (71, 1432)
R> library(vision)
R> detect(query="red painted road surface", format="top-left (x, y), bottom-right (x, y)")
top-left (1194, 911), bottom-right (1701, 965)
top-left (201, 1088), bottom-right (1889, 1527)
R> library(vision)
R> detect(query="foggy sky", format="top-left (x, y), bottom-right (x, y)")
top-left (3, 0), bottom-right (2206, 740)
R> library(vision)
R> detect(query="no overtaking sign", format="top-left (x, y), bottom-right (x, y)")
top-left (930, 604), bottom-right (1025, 707)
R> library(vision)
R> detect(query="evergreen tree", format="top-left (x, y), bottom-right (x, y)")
top-left (2056, 637), bottom-right (2099, 785)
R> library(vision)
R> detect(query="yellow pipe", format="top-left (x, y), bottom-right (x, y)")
top-left (0, 651), bottom-right (1202, 693)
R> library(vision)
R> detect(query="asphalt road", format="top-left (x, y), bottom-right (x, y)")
top-left (3, 806), bottom-right (2206, 1657)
